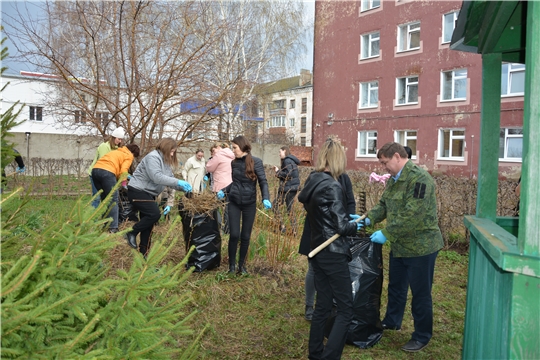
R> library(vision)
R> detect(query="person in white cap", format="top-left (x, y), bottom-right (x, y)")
top-left (87, 127), bottom-right (126, 208)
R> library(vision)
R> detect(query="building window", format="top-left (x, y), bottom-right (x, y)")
top-left (499, 128), bottom-right (522, 161)
top-left (96, 112), bottom-right (110, 127)
top-left (359, 81), bottom-right (379, 108)
top-left (361, 32), bottom-right (380, 59)
top-left (290, 99), bottom-right (295, 109)
top-left (270, 116), bottom-right (285, 127)
top-left (301, 98), bottom-right (307, 114)
top-left (301, 117), bottom-right (307, 133)
top-left (300, 137), bottom-right (306, 146)
top-left (397, 22), bottom-right (420, 52)
top-left (442, 11), bottom-right (459, 43)
top-left (438, 129), bottom-right (465, 159)
top-left (361, 0), bottom-right (380, 12)
top-left (396, 76), bottom-right (418, 105)
top-left (501, 63), bottom-right (525, 96)
top-left (357, 131), bottom-right (377, 156)
top-left (289, 118), bottom-right (295, 127)
top-left (272, 99), bottom-right (286, 109)
top-left (441, 69), bottom-right (467, 101)
top-left (74, 110), bottom-right (86, 123)
top-left (394, 130), bottom-right (417, 159)
top-left (29, 106), bottom-right (43, 121)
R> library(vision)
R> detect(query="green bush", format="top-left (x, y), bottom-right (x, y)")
top-left (1, 189), bottom-right (203, 358)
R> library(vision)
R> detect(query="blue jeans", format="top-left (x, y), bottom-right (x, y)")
top-left (91, 168), bottom-right (119, 230)
top-left (309, 252), bottom-right (353, 360)
top-left (89, 175), bottom-right (101, 208)
top-left (382, 251), bottom-right (438, 344)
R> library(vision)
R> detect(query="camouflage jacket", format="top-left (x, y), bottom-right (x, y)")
top-left (367, 160), bottom-right (443, 257)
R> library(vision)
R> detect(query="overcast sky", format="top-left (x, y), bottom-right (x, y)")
top-left (1, 1), bottom-right (315, 76)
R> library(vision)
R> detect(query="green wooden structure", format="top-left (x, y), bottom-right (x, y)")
top-left (450, 1), bottom-right (539, 359)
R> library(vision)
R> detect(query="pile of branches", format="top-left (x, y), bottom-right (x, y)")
top-left (180, 191), bottom-right (223, 218)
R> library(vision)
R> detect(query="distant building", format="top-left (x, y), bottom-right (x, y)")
top-left (312, 1), bottom-right (523, 178)
top-left (257, 69), bottom-right (313, 146)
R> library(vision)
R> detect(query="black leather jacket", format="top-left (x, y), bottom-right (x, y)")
top-left (298, 171), bottom-right (357, 258)
top-left (224, 155), bottom-right (270, 205)
top-left (276, 155), bottom-right (300, 193)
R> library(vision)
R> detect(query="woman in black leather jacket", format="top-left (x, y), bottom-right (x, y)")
top-left (222, 136), bottom-right (271, 274)
top-left (298, 137), bottom-right (360, 360)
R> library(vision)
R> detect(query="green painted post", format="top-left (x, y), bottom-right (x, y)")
top-left (477, 53), bottom-right (501, 221)
top-left (520, 1), bottom-right (540, 257)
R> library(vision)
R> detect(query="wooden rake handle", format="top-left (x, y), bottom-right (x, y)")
top-left (308, 214), bottom-right (367, 258)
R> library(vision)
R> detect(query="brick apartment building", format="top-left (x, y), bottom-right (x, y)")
top-left (312, 0), bottom-right (524, 178)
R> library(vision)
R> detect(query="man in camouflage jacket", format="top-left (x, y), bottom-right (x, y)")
top-left (367, 142), bottom-right (443, 353)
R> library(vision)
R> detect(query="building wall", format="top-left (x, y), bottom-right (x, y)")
top-left (312, 0), bottom-right (523, 179)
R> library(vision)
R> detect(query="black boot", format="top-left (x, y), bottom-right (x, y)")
top-left (125, 232), bottom-right (138, 249)
top-left (237, 264), bottom-right (248, 275)
top-left (228, 264), bottom-right (236, 274)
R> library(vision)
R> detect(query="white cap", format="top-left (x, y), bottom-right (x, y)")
top-left (111, 127), bottom-right (125, 139)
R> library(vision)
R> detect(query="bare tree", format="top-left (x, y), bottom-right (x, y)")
top-left (4, 1), bottom-right (228, 153)
top-left (199, 0), bottom-right (309, 142)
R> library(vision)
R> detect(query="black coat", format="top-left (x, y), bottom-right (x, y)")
top-left (298, 171), bottom-right (357, 258)
top-left (276, 155), bottom-right (300, 193)
top-left (224, 155), bottom-right (270, 205)
top-left (298, 173), bottom-right (356, 255)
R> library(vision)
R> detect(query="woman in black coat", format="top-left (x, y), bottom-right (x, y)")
top-left (273, 146), bottom-right (300, 233)
top-left (298, 137), bottom-right (362, 360)
top-left (220, 136), bottom-right (271, 274)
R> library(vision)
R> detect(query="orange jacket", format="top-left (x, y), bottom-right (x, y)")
top-left (93, 146), bottom-right (134, 178)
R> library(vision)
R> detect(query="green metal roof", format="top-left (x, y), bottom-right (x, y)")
top-left (450, 0), bottom-right (527, 63)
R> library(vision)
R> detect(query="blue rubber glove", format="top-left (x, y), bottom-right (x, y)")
top-left (263, 199), bottom-right (272, 209)
top-left (364, 217), bottom-right (371, 226)
top-left (349, 214), bottom-right (360, 221)
top-left (350, 219), bottom-right (363, 231)
top-left (16, 166), bottom-right (25, 173)
top-left (163, 206), bottom-right (171, 215)
top-left (177, 180), bottom-right (192, 192)
top-left (127, 174), bottom-right (132, 180)
top-left (370, 230), bottom-right (387, 244)
top-left (217, 190), bottom-right (225, 200)
top-left (203, 175), bottom-right (209, 181)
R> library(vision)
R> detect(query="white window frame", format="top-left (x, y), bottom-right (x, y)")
top-left (501, 63), bottom-right (525, 96)
top-left (289, 118), bottom-right (295, 127)
top-left (290, 99), bottom-right (295, 109)
top-left (396, 76), bottom-right (419, 105)
top-left (360, 32), bottom-right (380, 59)
top-left (357, 131), bottom-right (378, 157)
top-left (441, 69), bottom-right (467, 101)
top-left (499, 128), bottom-right (523, 161)
top-left (397, 22), bottom-right (420, 52)
top-left (29, 106), bottom-right (43, 121)
top-left (361, 0), bottom-right (380, 12)
top-left (270, 116), bottom-right (285, 127)
top-left (442, 11), bottom-right (459, 43)
top-left (394, 130), bottom-right (417, 159)
top-left (438, 129), bottom-right (465, 160)
top-left (359, 81), bottom-right (379, 109)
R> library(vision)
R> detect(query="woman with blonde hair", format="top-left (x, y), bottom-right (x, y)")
top-left (298, 137), bottom-right (362, 360)
top-left (126, 138), bottom-right (192, 256)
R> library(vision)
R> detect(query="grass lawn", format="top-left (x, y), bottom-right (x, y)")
top-left (1, 194), bottom-right (468, 359)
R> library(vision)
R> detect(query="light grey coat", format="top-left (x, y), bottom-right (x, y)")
top-left (129, 150), bottom-right (180, 196)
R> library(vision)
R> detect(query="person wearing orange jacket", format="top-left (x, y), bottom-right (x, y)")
top-left (91, 144), bottom-right (140, 233)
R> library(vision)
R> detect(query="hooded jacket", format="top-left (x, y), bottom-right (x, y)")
top-left (276, 154), bottom-right (300, 193)
top-left (298, 171), bottom-right (357, 258)
top-left (92, 146), bottom-right (134, 178)
top-left (223, 155), bottom-right (270, 205)
top-left (128, 150), bottom-right (180, 196)
top-left (206, 147), bottom-right (235, 192)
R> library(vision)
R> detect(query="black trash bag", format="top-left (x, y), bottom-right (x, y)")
top-left (179, 204), bottom-right (221, 272)
top-left (119, 187), bottom-right (139, 223)
top-left (324, 237), bottom-right (384, 349)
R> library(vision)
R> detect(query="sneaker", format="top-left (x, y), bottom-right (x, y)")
top-left (305, 305), bottom-right (314, 321)
top-left (401, 339), bottom-right (428, 352)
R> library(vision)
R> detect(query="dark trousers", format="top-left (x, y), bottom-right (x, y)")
top-left (89, 175), bottom-right (101, 208)
top-left (273, 190), bottom-right (298, 231)
top-left (91, 168), bottom-right (119, 229)
top-left (227, 200), bottom-right (256, 266)
top-left (128, 186), bottom-right (161, 255)
top-left (382, 251), bottom-right (438, 344)
top-left (309, 252), bottom-right (353, 360)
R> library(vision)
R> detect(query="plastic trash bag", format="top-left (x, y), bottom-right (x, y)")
top-left (325, 236), bottom-right (384, 349)
top-left (179, 205), bottom-right (221, 272)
